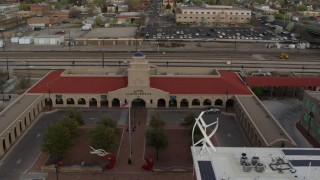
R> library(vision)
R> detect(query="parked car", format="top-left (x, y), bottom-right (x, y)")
top-left (206, 107), bottom-right (221, 114)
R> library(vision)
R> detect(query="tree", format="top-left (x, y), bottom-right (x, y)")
top-left (41, 123), bottom-right (73, 158)
top-left (69, 8), bottom-right (81, 18)
top-left (146, 128), bottom-right (168, 160)
top-left (295, 4), bottom-right (307, 11)
top-left (17, 75), bottom-right (30, 90)
top-left (266, 15), bottom-right (275, 23)
top-left (18, 3), bottom-right (30, 11)
top-left (95, 16), bottom-right (105, 27)
top-left (165, 3), bottom-right (171, 9)
top-left (149, 112), bottom-right (165, 129)
top-left (93, 0), bottom-right (105, 8)
top-left (65, 108), bottom-right (84, 126)
top-left (252, 87), bottom-right (264, 96)
top-left (89, 124), bottom-right (117, 150)
top-left (286, 22), bottom-right (294, 31)
top-left (111, 18), bottom-right (118, 24)
top-left (255, 12), bottom-right (262, 19)
top-left (274, 26), bottom-right (283, 34)
top-left (276, 0), bottom-right (285, 6)
top-left (98, 115), bottom-right (117, 128)
top-left (181, 112), bottom-right (196, 128)
top-left (61, 117), bottom-right (80, 138)
top-left (126, 0), bottom-right (140, 11)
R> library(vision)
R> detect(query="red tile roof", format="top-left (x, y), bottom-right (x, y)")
top-left (27, 70), bottom-right (128, 94)
top-left (246, 76), bottom-right (320, 87)
top-left (150, 71), bottom-right (252, 95)
top-left (28, 70), bottom-right (251, 95)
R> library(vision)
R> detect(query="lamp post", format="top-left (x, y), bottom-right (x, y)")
top-left (54, 164), bottom-right (60, 180)
top-left (307, 111), bottom-right (313, 136)
top-left (234, 35), bottom-right (236, 52)
top-left (6, 58), bottom-right (9, 80)
top-left (225, 90), bottom-right (229, 112)
top-left (128, 99), bottom-right (132, 164)
top-left (68, 29), bottom-right (71, 51)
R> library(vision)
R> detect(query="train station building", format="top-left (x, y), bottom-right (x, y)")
top-left (1, 52), bottom-right (320, 158)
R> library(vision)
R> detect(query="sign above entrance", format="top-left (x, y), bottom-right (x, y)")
top-left (101, 95), bottom-right (107, 99)
top-left (126, 90), bottom-right (151, 96)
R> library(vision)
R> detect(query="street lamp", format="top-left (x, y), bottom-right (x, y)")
top-left (307, 111), bottom-right (313, 136)
top-left (54, 164), bottom-right (60, 180)
top-left (225, 90), bottom-right (229, 112)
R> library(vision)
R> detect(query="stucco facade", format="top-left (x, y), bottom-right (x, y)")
top-left (176, 5), bottom-right (251, 24)
top-left (300, 90), bottom-right (320, 143)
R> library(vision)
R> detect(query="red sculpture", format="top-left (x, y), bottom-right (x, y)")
top-left (142, 157), bottom-right (154, 171)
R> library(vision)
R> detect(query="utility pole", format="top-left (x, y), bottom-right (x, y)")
top-left (102, 52), bottom-right (104, 68)
top-left (68, 29), bottom-right (71, 51)
top-left (6, 58), bottom-right (9, 80)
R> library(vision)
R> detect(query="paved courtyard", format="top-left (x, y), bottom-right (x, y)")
top-left (262, 98), bottom-right (312, 148)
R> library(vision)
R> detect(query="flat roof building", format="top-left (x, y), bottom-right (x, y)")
top-left (176, 5), bottom-right (251, 25)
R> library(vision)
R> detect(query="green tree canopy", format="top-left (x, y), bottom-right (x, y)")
top-left (65, 108), bottom-right (84, 126)
top-left (126, 0), bottom-right (140, 11)
top-left (149, 112), bottom-right (165, 129)
top-left (295, 4), bottom-right (307, 11)
top-left (93, 0), bottom-right (105, 8)
top-left (181, 112), bottom-right (196, 128)
top-left (69, 8), bottom-right (82, 18)
top-left (266, 15), bottom-right (275, 23)
top-left (41, 123), bottom-right (73, 158)
top-left (95, 16), bottom-right (105, 26)
top-left (98, 115), bottom-right (117, 128)
top-left (146, 128), bottom-right (168, 160)
top-left (18, 3), bottom-right (30, 11)
top-left (61, 116), bottom-right (80, 138)
top-left (286, 22), bottom-right (294, 31)
top-left (89, 124), bottom-right (117, 150)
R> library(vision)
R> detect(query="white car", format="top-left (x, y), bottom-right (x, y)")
top-left (206, 108), bottom-right (221, 114)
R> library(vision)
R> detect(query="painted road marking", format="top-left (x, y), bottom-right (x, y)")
top-left (36, 133), bottom-right (41, 138)
top-left (227, 133), bottom-right (231, 138)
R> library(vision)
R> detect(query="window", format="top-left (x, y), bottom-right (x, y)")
top-left (190, 17), bottom-right (193, 19)
top-left (317, 125), bottom-right (320, 135)
top-left (306, 99), bottom-right (310, 108)
top-left (201, 12), bottom-right (204, 14)
top-left (230, 12), bottom-right (233, 15)
top-left (196, 12), bottom-right (199, 14)
top-left (207, 12), bottom-right (210, 14)
top-left (241, 13), bottom-right (244, 15)
top-left (247, 13), bottom-right (250, 15)
top-left (312, 104), bottom-right (316, 113)
top-left (212, 17), bottom-right (215, 19)
top-left (304, 112), bottom-right (308, 121)
top-left (311, 117), bottom-right (315, 127)
top-left (190, 12), bottom-right (193, 14)
top-left (236, 12), bottom-right (238, 15)
top-left (213, 12), bottom-right (216, 14)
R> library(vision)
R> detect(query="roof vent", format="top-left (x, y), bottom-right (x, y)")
top-left (240, 156), bottom-right (248, 165)
top-left (255, 162), bottom-right (265, 172)
top-left (251, 156), bottom-right (260, 165)
top-left (243, 163), bottom-right (252, 172)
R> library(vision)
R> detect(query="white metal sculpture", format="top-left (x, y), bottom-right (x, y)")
top-left (192, 110), bottom-right (219, 156)
top-left (90, 146), bottom-right (107, 156)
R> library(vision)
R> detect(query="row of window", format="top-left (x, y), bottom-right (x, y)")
top-left (179, 16), bottom-right (249, 20)
top-left (183, 11), bottom-right (250, 15)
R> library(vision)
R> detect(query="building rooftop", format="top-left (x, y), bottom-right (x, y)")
top-left (307, 91), bottom-right (320, 101)
top-left (235, 95), bottom-right (295, 147)
top-left (246, 76), bottom-right (320, 87)
top-left (191, 146), bottom-right (320, 180)
top-left (0, 94), bottom-right (41, 135)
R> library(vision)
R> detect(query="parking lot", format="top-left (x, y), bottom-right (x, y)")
top-left (144, 25), bottom-right (295, 42)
